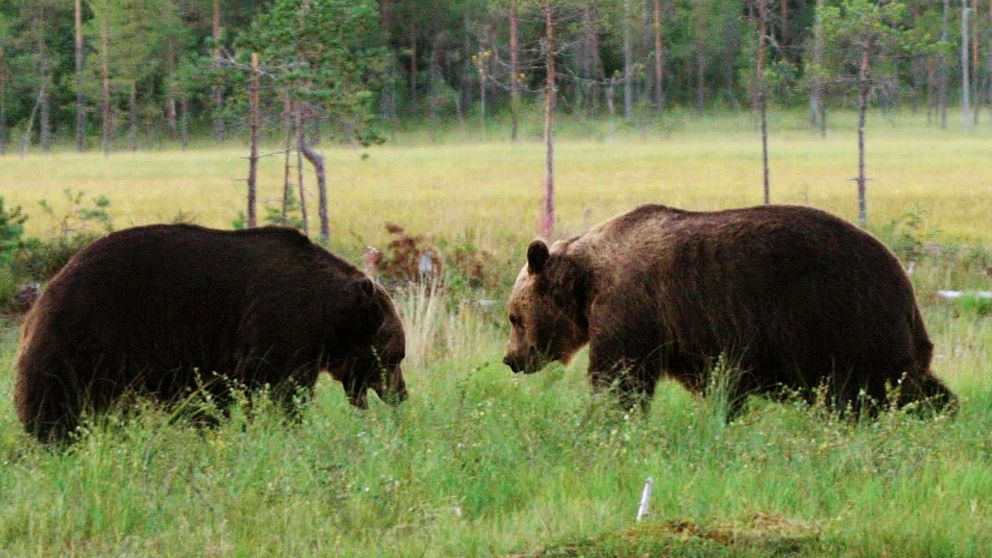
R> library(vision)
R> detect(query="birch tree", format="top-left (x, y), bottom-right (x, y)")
top-left (822, 0), bottom-right (908, 225)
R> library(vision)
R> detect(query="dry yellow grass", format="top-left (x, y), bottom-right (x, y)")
top-left (1, 112), bottom-right (989, 258)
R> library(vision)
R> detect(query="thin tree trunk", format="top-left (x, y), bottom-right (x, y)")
top-left (0, 55), bottom-right (7, 155)
top-left (20, 83), bottom-right (45, 157)
top-left (810, 0), bottom-right (824, 127)
top-left (379, 0), bottom-right (398, 122)
top-left (458, 14), bottom-right (469, 129)
top-left (475, 30), bottom-right (486, 137)
top-left (39, 81), bottom-right (50, 153)
top-left (129, 82), bottom-right (138, 152)
top-left (696, 52), bottom-right (705, 113)
top-left (857, 39), bottom-right (872, 226)
top-left (166, 42), bottom-right (178, 141)
top-left (75, 0), bottom-right (86, 152)
top-left (780, 0), bottom-right (788, 47)
top-left (542, 0), bottom-right (556, 239)
top-left (820, 98), bottom-right (826, 137)
top-left (926, 54), bottom-right (936, 124)
top-left (282, 92), bottom-right (293, 225)
top-left (247, 52), bottom-right (260, 229)
top-left (295, 108), bottom-right (309, 235)
top-left (101, 18), bottom-right (112, 155)
top-left (623, 0), bottom-right (633, 121)
top-left (940, 0), bottom-right (950, 129)
top-left (212, 0), bottom-right (224, 141)
top-left (606, 74), bottom-right (617, 117)
top-left (510, 0), bottom-right (520, 141)
top-left (429, 31), bottom-right (446, 121)
top-left (963, 0), bottom-right (972, 127)
top-left (409, 19), bottom-right (418, 116)
top-left (585, 7), bottom-right (604, 115)
top-left (694, 0), bottom-right (706, 114)
top-left (988, 0), bottom-right (992, 121)
top-left (37, 11), bottom-right (50, 153)
top-left (300, 138), bottom-right (328, 242)
top-left (653, 0), bottom-right (665, 113)
top-left (180, 97), bottom-right (189, 149)
top-left (973, 0), bottom-right (980, 124)
top-left (757, 0), bottom-right (770, 204)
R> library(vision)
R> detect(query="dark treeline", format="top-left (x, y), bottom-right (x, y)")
top-left (0, 0), bottom-right (988, 154)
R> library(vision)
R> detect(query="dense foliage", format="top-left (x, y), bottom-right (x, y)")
top-left (0, 0), bottom-right (987, 151)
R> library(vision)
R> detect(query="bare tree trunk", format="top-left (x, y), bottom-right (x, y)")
top-left (510, 0), bottom-right (520, 141)
top-left (963, 0), bottom-right (973, 127)
top-left (379, 0), bottom-right (399, 123)
top-left (101, 18), bottom-right (112, 155)
top-left (653, 0), bottom-right (665, 113)
top-left (810, 0), bottom-right (824, 128)
top-left (972, 0), bottom-right (980, 124)
top-left (282, 92), bottom-right (293, 225)
top-left (180, 97), bottom-right (189, 150)
top-left (696, 52), bottom-right (705, 114)
top-left (295, 108), bottom-right (309, 235)
top-left (939, 0), bottom-right (949, 129)
top-left (857, 39), bottom-right (872, 226)
top-left (988, 0), bottom-right (992, 121)
top-left (757, 0), bottom-right (770, 204)
top-left (694, 0), bottom-right (706, 114)
top-left (247, 53), bottom-right (260, 229)
top-left (212, 0), bottom-right (225, 141)
top-left (927, 56), bottom-right (936, 125)
top-left (409, 19), bottom-right (418, 117)
top-left (428, 31), bottom-right (446, 121)
top-left (542, 0), bottom-right (556, 239)
top-left (585, 7), bottom-right (604, 115)
top-left (606, 74), bottom-right (617, 117)
top-left (75, 0), bottom-right (86, 152)
top-left (20, 83), bottom-right (45, 157)
top-left (623, 0), bottom-right (633, 121)
top-left (0, 55), bottom-right (7, 155)
top-left (300, 138), bottom-right (328, 242)
top-left (475, 30), bottom-right (487, 137)
top-left (36, 11), bottom-right (50, 153)
top-left (166, 42), bottom-right (178, 142)
top-left (780, 0), bottom-right (788, 48)
top-left (129, 82), bottom-right (138, 152)
top-left (39, 81), bottom-right (50, 153)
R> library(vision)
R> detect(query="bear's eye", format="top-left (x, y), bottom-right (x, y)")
top-left (509, 314), bottom-right (523, 328)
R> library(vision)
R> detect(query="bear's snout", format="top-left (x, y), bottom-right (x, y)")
top-left (502, 354), bottom-right (520, 373)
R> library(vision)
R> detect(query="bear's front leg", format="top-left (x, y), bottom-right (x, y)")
top-left (588, 336), bottom-right (661, 414)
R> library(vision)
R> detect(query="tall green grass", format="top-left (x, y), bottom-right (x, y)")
top-left (0, 271), bottom-right (989, 556)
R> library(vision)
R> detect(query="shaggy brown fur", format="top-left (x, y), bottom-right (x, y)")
top-left (15, 224), bottom-right (407, 442)
top-left (503, 204), bottom-right (955, 417)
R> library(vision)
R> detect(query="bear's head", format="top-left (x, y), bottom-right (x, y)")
top-left (335, 279), bottom-right (408, 408)
top-left (503, 240), bottom-right (590, 374)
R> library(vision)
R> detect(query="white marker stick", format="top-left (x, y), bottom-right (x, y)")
top-left (636, 477), bottom-right (653, 522)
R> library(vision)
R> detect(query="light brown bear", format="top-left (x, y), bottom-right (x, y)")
top-left (502, 204), bottom-right (955, 417)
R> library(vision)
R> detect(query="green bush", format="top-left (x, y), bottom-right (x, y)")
top-left (11, 235), bottom-right (97, 282)
top-left (0, 197), bottom-right (28, 265)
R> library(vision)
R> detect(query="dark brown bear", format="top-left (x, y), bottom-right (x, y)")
top-left (503, 204), bottom-right (954, 417)
top-left (15, 224), bottom-right (407, 442)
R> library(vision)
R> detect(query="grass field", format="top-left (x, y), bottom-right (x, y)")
top-left (0, 111), bottom-right (990, 556)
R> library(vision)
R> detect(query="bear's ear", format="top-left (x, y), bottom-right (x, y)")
top-left (352, 277), bottom-right (385, 338)
top-left (527, 240), bottom-right (550, 275)
top-left (357, 277), bottom-right (376, 298)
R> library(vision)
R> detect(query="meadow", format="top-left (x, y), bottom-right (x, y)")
top-left (0, 110), bottom-right (990, 556)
